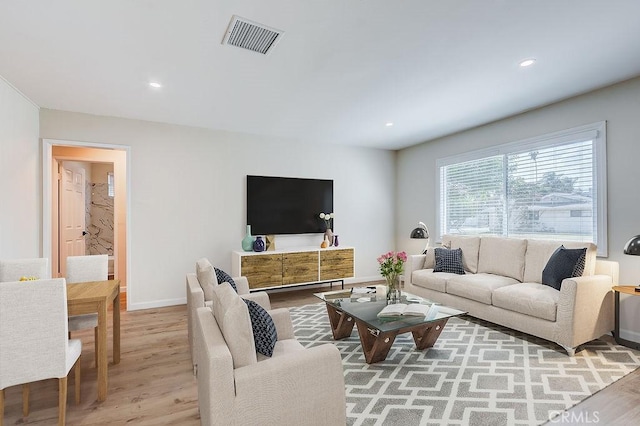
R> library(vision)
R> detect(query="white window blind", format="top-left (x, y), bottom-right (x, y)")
top-left (107, 172), bottom-right (115, 197)
top-left (437, 122), bottom-right (607, 255)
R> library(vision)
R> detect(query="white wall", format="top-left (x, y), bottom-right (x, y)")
top-left (0, 77), bottom-right (40, 258)
top-left (397, 75), bottom-right (640, 344)
top-left (38, 109), bottom-right (395, 310)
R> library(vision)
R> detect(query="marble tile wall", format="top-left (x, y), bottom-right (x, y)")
top-left (85, 182), bottom-right (114, 255)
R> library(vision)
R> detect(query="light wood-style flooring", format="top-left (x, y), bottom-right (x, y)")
top-left (2, 283), bottom-right (638, 425)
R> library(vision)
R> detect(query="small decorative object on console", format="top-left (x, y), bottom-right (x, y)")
top-left (319, 212), bottom-right (335, 246)
top-left (241, 225), bottom-right (255, 252)
top-left (253, 236), bottom-right (265, 252)
top-left (265, 235), bottom-right (275, 251)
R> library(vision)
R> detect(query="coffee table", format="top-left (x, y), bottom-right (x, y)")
top-left (314, 289), bottom-right (466, 363)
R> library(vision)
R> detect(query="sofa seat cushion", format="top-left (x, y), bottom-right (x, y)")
top-left (257, 338), bottom-right (305, 362)
top-left (446, 273), bottom-right (519, 305)
top-left (492, 282), bottom-right (559, 321)
top-left (412, 269), bottom-right (459, 293)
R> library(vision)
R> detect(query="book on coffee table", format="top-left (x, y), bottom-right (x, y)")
top-left (377, 303), bottom-right (439, 318)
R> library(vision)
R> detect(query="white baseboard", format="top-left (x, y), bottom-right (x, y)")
top-left (619, 327), bottom-right (640, 344)
top-left (127, 276), bottom-right (383, 310)
top-left (128, 297), bottom-right (186, 311)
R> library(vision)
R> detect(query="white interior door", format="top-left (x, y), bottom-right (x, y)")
top-left (60, 162), bottom-right (86, 277)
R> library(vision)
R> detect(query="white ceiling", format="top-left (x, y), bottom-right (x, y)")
top-left (2, 1), bottom-right (640, 150)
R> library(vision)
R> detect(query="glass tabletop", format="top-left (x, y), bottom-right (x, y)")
top-left (314, 288), bottom-right (466, 333)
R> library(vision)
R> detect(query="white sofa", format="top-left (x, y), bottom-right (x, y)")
top-left (194, 284), bottom-right (346, 425)
top-left (186, 258), bottom-right (271, 369)
top-left (405, 235), bottom-right (618, 355)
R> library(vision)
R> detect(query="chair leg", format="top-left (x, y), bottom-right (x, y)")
top-left (75, 355), bottom-right (81, 405)
top-left (22, 384), bottom-right (29, 417)
top-left (94, 327), bottom-right (99, 367)
top-left (58, 377), bottom-right (68, 426)
top-left (1, 388), bottom-right (5, 426)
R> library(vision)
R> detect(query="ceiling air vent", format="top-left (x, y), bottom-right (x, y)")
top-left (222, 15), bottom-right (284, 55)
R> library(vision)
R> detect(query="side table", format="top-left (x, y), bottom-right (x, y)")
top-left (612, 286), bottom-right (640, 350)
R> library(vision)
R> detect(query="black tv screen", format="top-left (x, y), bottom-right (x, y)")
top-left (247, 175), bottom-right (333, 235)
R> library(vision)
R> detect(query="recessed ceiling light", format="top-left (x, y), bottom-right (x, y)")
top-left (519, 59), bottom-right (536, 68)
top-left (385, 122), bottom-right (394, 127)
top-left (148, 81), bottom-right (162, 88)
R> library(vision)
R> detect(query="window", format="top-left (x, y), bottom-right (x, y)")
top-left (437, 122), bottom-right (607, 255)
top-left (107, 172), bottom-right (115, 197)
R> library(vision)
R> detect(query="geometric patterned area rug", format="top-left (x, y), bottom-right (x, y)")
top-left (290, 303), bottom-right (640, 426)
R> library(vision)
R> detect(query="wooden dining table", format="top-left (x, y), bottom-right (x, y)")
top-left (66, 279), bottom-right (121, 402)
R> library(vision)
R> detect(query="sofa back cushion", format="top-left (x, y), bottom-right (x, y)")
top-left (441, 235), bottom-right (480, 273)
top-left (523, 239), bottom-right (596, 283)
top-left (212, 282), bottom-right (257, 368)
top-left (477, 237), bottom-right (527, 281)
top-left (196, 258), bottom-right (217, 301)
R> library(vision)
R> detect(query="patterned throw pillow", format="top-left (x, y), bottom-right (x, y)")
top-left (243, 299), bottom-right (278, 357)
top-left (215, 268), bottom-right (238, 293)
top-left (541, 246), bottom-right (587, 291)
top-left (433, 247), bottom-right (465, 275)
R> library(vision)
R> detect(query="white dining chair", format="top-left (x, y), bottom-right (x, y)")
top-left (0, 258), bottom-right (49, 282)
top-left (0, 278), bottom-right (82, 425)
top-left (66, 255), bottom-right (108, 366)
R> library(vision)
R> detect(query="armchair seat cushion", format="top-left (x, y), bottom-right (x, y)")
top-left (257, 339), bottom-right (304, 362)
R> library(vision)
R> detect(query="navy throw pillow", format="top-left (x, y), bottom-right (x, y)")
top-left (214, 267), bottom-right (238, 293)
top-left (433, 247), bottom-right (465, 275)
top-left (541, 246), bottom-right (587, 290)
top-left (243, 299), bottom-right (278, 357)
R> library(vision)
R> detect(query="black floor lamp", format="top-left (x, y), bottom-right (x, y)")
top-left (410, 222), bottom-right (430, 254)
top-left (623, 235), bottom-right (640, 291)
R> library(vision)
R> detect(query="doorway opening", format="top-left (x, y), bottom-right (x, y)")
top-left (43, 139), bottom-right (129, 310)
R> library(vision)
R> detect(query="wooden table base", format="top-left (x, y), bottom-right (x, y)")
top-left (324, 303), bottom-right (449, 363)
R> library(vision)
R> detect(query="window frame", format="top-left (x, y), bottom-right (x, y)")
top-left (436, 121), bottom-right (607, 256)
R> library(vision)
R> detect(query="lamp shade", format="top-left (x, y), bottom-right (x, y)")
top-left (624, 235), bottom-right (640, 256)
top-left (410, 227), bottom-right (427, 239)
top-left (410, 222), bottom-right (429, 239)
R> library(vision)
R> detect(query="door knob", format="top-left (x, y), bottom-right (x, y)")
top-left (82, 231), bottom-right (88, 236)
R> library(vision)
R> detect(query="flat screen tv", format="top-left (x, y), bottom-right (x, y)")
top-left (247, 175), bottom-right (333, 235)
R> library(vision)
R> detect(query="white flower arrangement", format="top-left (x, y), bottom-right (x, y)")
top-left (319, 212), bottom-right (334, 230)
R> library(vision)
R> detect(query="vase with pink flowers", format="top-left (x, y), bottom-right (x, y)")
top-left (377, 251), bottom-right (407, 304)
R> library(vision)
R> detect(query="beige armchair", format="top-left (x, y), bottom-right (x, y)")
top-left (186, 258), bottom-right (271, 369)
top-left (0, 279), bottom-right (81, 426)
top-left (194, 283), bottom-right (346, 425)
